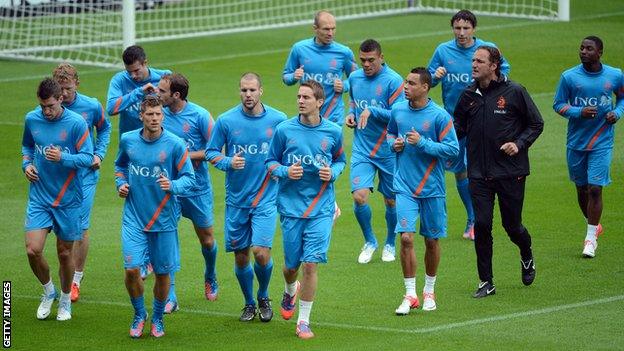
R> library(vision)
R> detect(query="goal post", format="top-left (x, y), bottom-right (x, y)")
top-left (0, 0), bottom-right (570, 69)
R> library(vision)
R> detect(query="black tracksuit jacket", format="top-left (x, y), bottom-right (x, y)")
top-left (453, 75), bottom-right (544, 180)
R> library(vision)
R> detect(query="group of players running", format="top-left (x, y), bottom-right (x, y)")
top-left (21, 8), bottom-right (622, 340)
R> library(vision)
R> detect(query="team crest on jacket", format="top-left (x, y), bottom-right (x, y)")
top-left (183, 122), bottom-right (191, 133)
top-left (352, 176), bottom-right (360, 185)
top-left (375, 84), bottom-right (383, 96)
top-left (329, 58), bottom-right (337, 68)
top-left (59, 129), bottom-right (68, 141)
top-left (422, 121), bottom-right (431, 132)
top-left (497, 96), bottom-right (506, 109)
top-left (320, 138), bottom-right (328, 151)
top-left (81, 112), bottom-right (88, 120)
top-left (159, 150), bottom-right (167, 163)
top-left (266, 127), bottom-right (273, 138)
top-left (604, 82), bottom-right (612, 90)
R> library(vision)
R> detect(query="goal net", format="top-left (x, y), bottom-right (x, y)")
top-left (0, 0), bottom-right (569, 69)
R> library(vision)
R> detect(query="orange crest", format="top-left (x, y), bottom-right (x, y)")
top-left (497, 96), bottom-right (506, 109)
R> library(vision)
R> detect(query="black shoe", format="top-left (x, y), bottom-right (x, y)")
top-left (473, 281), bottom-right (496, 298)
top-left (239, 304), bottom-right (256, 322)
top-left (521, 257), bottom-right (536, 286)
top-left (257, 297), bottom-right (273, 322)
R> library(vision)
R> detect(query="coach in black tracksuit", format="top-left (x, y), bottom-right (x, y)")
top-left (454, 46), bottom-right (544, 298)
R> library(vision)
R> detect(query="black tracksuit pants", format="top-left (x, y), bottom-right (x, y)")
top-left (469, 177), bottom-right (533, 283)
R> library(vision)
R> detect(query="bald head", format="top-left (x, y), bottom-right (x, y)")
top-left (313, 10), bottom-right (336, 45)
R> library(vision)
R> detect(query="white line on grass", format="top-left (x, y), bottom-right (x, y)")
top-left (16, 294), bottom-right (624, 334)
top-left (2, 10), bottom-right (623, 84)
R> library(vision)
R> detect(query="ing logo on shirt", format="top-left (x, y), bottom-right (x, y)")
top-left (129, 163), bottom-right (170, 178)
top-left (35, 144), bottom-right (70, 156)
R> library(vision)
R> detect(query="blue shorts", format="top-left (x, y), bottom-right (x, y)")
top-left (178, 191), bottom-right (214, 228)
top-left (80, 182), bottom-right (97, 231)
top-left (567, 148), bottom-right (612, 186)
top-left (121, 225), bottom-right (179, 274)
top-left (25, 201), bottom-right (82, 242)
top-left (445, 137), bottom-right (467, 173)
top-left (280, 215), bottom-right (333, 269)
top-left (395, 194), bottom-right (447, 239)
top-left (225, 203), bottom-right (277, 252)
top-left (350, 154), bottom-right (395, 199)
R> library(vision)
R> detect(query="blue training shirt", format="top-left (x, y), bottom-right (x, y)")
top-left (266, 117), bottom-right (346, 218)
top-left (283, 37), bottom-right (358, 125)
top-left (106, 67), bottom-right (171, 135)
top-left (427, 37), bottom-right (511, 115)
top-left (553, 63), bottom-right (624, 151)
top-left (387, 99), bottom-right (459, 198)
top-left (22, 107), bottom-right (94, 208)
top-left (114, 129), bottom-right (195, 232)
top-left (162, 101), bottom-right (214, 197)
top-left (206, 104), bottom-right (287, 208)
top-left (348, 63), bottom-right (405, 160)
top-left (63, 92), bottom-right (111, 186)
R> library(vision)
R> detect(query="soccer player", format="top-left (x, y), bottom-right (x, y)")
top-left (107, 45), bottom-right (171, 136)
top-left (157, 73), bottom-right (218, 313)
top-left (115, 95), bottom-right (195, 338)
top-left (22, 78), bottom-right (94, 321)
top-left (553, 36), bottom-right (624, 258)
top-left (345, 39), bottom-right (405, 263)
top-left (454, 46), bottom-right (543, 298)
top-left (265, 80), bottom-right (346, 339)
top-left (282, 10), bottom-right (358, 126)
top-left (206, 72), bottom-right (287, 322)
top-left (52, 63), bottom-right (111, 302)
top-left (107, 45), bottom-right (171, 279)
top-left (387, 68), bottom-right (459, 314)
top-left (427, 9), bottom-right (510, 240)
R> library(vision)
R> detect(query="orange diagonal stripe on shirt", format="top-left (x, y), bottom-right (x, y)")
top-left (144, 193), bottom-right (171, 231)
top-left (586, 124), bottom-right (608, 150)
top-left (388, 85), bottom-right (404, 105)
top-left (439, 120), bottom-right (454, 140)
top-left (97, 105), bottom-right (106, 129)
top-left (414, 160), bottom-right (437, 196)
top-left (112, 97), bottom-right (123, 114)
top-left (75, 129), bottom-right (90, 150)
top-left (52, 170), bottom-right (76, 207)
top-left (302, 181), bottom-right (329, 218)
top-left (558, 105), bottom-right (570, 115)
top-left (323, 95), bottom-right (340, 119)
top-left (251, 172), bottom-right (272, 208)
top-left (209, 155), bottom-right (223, 165)
top-left (369, 128), bottom-right (388, 158)
top-left (176, 149), bottom-right (188, 171)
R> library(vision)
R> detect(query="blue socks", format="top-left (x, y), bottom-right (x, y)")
top-left (235, 264), bottom-right (255, 306)
top-left (168, 271), bottom-right (177, 302)
top-left (354, 203), bottom-right (377, 247)
top-left (202, 242), bottom-right (217, 282)
top-left (456, 178), bottom-right (475, 223)
top-left (384, 204), bottom-right (397, 247)
top-left (254, 259), bottom-right (273, 299)
top-left (152, 298), bottom-right (166, 321)
top-left (130, 296), bottom-right (146, 317)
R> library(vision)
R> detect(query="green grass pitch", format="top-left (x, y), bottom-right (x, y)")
top-left (1, 1), bottom-right (623, 349)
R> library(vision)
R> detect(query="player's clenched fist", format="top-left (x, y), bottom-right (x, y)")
top-left (288, 160), bottom-right (303, 180)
